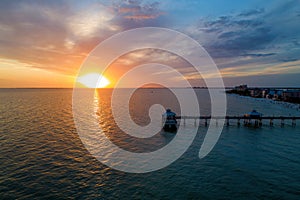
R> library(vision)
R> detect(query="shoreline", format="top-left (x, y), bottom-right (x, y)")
top-left (226, 86), bottom-right (300, 105)
top-left (227, 93), bottom-right (300, 112)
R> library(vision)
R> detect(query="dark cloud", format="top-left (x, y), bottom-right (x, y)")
top-left (293, 40), bottom-right (300, 47)
top-left (280, 58), bottom-right (299, 62)
top-left (199, 9), bottom-right (275, 58)
top-left (242, 53), bottom-right (276, 57)
top-left (224, 72), bottom-right (300, 87)
top-left (193, 3), bottom-right (300, 68)
top-left (238, 8), bottom-right (264, 17)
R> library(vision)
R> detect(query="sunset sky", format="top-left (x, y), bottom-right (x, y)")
top-left (0, 0), bottom-right (300, 88)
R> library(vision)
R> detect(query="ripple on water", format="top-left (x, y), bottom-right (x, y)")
top-left (0, 89), bottom-right (299, 199)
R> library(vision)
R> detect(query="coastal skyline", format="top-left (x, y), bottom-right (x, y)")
top-left (0, 0), bottom-right (300, 88)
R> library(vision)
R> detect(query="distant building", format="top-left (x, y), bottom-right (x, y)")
top-left (273, 90), bottom-right (283, 100)
top-left (235, 84), bottom-right (248, 92)
top-left (266, 90), bottom-right (275, 99)
top-left (249, 88), bottom-right (262, 98)
top-left (261, 89), bottom-right (269, 98)
top-left (229, 85), bottom-right (300, 104)
top-left (282, 90), bottom-right (300, 103)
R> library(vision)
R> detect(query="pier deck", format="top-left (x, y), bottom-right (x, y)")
top-left (175, 116), bottom-right (300, 120)
top-left (172, 116), bottom-right (300, 127)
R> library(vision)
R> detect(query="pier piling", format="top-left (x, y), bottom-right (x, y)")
top-left (292, 119), bottom-right (296, 127)
top-left (237, 119), bottom-right (241, 126)
top-left (281, 119), bottom-right (285, 127)
top-left (270, 119), bottom-right (274, 126)
top-left (259, 119), bottom-right (263, 126)
top-left (226, 118), bottom-right (230, 126)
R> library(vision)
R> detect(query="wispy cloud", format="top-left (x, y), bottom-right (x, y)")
top-left (114, 0), bottom-right (163, 20)
top-left (0, 0), bottom-right (300, 87)
top-left (0, 0), bottom-right (165, 77)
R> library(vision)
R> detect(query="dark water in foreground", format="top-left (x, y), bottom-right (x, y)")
top-left (0, 89), bottom-right (299, 199)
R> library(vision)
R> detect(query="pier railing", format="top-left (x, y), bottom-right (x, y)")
top-left (173, 116), bottom-right (300, 127)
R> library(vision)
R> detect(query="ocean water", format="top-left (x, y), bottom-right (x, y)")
top-left (0, 88), bottom-right (299, 199)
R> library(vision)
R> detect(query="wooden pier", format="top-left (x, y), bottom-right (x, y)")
top-left (174, 116), bottom-right (300, 127)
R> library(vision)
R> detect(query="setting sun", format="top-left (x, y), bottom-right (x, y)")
top-left (77, 73), bottom-right (110, 88)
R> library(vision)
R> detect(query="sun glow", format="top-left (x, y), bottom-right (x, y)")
top-left (77, 73), bottom-right (110, 88)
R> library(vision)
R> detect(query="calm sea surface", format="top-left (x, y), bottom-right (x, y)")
top-left (0, 88), bottom-right (299, 199)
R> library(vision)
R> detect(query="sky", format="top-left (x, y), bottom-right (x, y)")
top-left (0, 0), bottom-right (300, 88)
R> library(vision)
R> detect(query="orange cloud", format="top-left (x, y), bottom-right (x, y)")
top-left (124, 14), bottom-right (162, 20)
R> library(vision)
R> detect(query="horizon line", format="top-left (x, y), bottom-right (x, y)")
top-left (1, 86), bottom-right (300, 89)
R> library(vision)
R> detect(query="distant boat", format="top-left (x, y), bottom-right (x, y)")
top-left (162, 109), bottom-right (178, 132)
